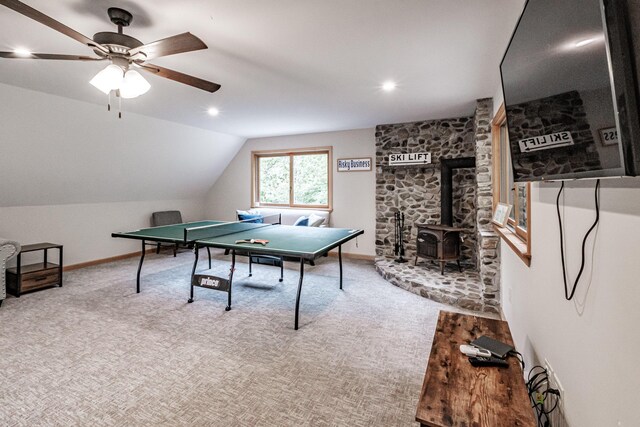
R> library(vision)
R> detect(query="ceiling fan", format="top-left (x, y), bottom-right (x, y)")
top-left (0, 0), bottom-right (221, 101)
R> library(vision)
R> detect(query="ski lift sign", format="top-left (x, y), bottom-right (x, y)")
top-left (518, 131), bottom-right (574, 153)
top-left (388, 152), bottom-right (432, 166)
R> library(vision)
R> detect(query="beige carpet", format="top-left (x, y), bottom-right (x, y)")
top-left (0, 249), bottom-right (480, 426)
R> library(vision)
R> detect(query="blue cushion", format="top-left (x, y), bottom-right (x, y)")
top-left (238, 213), bottom-right (264, 223)
top-left (293, 216), bottom-right (309, 226)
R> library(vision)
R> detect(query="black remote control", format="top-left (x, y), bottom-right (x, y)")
top-left (468, 356), bottom-right (509, 368)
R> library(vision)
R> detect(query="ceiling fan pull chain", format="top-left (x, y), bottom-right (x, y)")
top-left (118, 96), bottom-right (122, 119)
top-left (107, 92), bottom-right (111, 112)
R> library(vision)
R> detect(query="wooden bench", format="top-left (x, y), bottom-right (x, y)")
top-left (415, 311), bottom-right (536, 427)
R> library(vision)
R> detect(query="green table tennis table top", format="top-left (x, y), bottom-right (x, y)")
top-left (112, 221), bottom-right (363, 260)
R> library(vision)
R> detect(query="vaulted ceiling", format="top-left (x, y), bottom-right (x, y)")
top-left (0, 0), bottom-right (525, 138)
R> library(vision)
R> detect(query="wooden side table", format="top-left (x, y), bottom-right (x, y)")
top-left (416, 311), bottom-right (536, 427)
top-left (6, 243), bottom-right (63, 297)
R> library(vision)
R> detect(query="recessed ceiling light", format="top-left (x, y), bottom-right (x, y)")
top-left (207, 107), bottom-right (220, 116)
top-left (382, 81), bottom-right (397, 92)
top-left (575, 38), bottom-right (596, 48)
top-left (13, 48), bottom-right (32, 57)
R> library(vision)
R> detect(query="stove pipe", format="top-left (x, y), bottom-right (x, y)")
top-left (440, 157), bottom-right (476, 226)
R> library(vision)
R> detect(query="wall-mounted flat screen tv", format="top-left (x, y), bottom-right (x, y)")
top-left (500, 0), bottom-right (640, 182)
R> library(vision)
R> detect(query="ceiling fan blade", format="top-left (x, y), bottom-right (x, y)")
top-left (128, 32), bottom-right (206, 60)
top-left (138, 63), bottom-right (221, 93)
top-left (0, 51), bottom-right (105, 61)
top-left (0, 0), bottom-right (108, 54)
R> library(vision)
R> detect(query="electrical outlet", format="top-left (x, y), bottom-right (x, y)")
top-left (544, 358), bottom-right (565, 414)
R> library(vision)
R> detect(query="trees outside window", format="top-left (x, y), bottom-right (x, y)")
top-left (252, 147), bottom-right (332, 209)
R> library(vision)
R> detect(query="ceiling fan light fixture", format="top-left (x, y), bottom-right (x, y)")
top-left (119, 69), bottom-right (151, 99)
top-left (90, 64), bottom-right (124, 94)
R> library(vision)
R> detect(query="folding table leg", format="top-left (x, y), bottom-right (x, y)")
top-left (295, 258), bottom-right (305, 330)
top-left (188, 244), bottom-right (199, 303)
top-left (207, 247), bottom-right (211, 269)
top-left (279, 256), bottom-right (284, 282)
top-left (227, 250), bottom-right (235, 311)
top-left (339, 245), bottom-right (343, 290)
top-left (136, 240), bottom-right (146, 293)
top-left (249, 253), bottom-right (253, 277)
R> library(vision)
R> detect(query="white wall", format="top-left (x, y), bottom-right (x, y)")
top-left (0, 199), bottom-right (204, 266)
top-left (205, 128), bottom-right (376, 257)
top-left (0, 83), bottom-right (247, 265)
top-left (495, 85), bottom-right (640, 425)
top-left (0, 83), bottom-right (246, 207)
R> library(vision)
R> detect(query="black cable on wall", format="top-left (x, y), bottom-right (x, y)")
top-left (555, 179), bottom-right (601, 301)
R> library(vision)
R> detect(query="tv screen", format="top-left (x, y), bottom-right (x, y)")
top-left (500, 0), bottom-right (640, 182)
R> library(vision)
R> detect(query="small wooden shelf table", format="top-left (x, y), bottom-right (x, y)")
top-left (415, 311), bottom-right (536, 427)
top-left (6, 242), bottom-right (63, 297)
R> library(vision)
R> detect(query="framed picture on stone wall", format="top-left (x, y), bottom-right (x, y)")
top-left (491, 203), bottom-right (512, 228)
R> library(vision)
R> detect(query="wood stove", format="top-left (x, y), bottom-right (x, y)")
top-left (415, 224), bottom-right (465, 274)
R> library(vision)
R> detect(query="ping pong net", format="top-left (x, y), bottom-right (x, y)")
top-left (183, 214), bottom-right (280, 243)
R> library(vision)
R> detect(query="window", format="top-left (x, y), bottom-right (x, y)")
top-left (252, 147), bottom-right (332, 209)
top-left (492, 103), bottom-right (531, 265)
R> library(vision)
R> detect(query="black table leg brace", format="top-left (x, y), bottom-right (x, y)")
top-left (135, 240), bottom-right (211, 294)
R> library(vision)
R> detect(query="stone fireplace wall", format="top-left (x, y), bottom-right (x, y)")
top-left (474, 98), bottom-right (500, 313)
top-left (374, 99), bottom-right (501, 314)
top-left (375, 117), bottom-right (477, 264)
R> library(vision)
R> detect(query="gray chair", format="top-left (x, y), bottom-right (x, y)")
top-left (151, 211), bottom-right (185, 257)
top-left (0, 239), bottom-right (21, 307)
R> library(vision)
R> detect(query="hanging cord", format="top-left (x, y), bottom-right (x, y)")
top-left (556, 179), bottom-right (601, 301)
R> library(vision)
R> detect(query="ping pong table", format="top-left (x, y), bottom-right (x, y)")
top-left (112, 219), bottom-right (364, 329)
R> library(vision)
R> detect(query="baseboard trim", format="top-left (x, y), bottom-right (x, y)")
top-left (64, 247), bottom-right (374, 272)
top-left (327, 251), bottom-right (375, 261)
top-left (64, 248), bottom-right (157, 272)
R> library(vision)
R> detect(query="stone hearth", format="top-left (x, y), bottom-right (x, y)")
top-left (375, 258), bottom-right (495, 313)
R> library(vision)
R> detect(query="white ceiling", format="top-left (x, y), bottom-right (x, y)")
top-left (0, 0), bottom-right (525, 138)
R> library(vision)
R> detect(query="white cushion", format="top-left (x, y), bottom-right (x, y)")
top-left (308, 213), bottom-right (325, 227)
top-left (249, 208), bottom-right (330, 226)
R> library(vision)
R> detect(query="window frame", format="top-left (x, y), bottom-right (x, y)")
top-left (251, 146), bottom-right (333, 210)
top-left (492, 103), bottom-right (532, 266)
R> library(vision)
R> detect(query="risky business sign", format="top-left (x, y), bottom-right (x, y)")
top-left (337, 158), bottom-right (372, 172)
top-left (389, 152), bottom-right (432, 166)
top-left (518, 131), bottom-right (574, 153)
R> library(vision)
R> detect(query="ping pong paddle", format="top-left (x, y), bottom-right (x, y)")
top-left (235, 239), bottom-right (269, 246)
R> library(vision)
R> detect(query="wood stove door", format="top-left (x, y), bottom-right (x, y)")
top-left (442, 232), bottom-right (460, 260)
top-left (417, 231), bottom-right (438, 259)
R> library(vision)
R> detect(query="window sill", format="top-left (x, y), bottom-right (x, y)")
top-left (251, 204), bottom-right (334, 213)
top-left (493, 225), bottom-right (531, 267)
